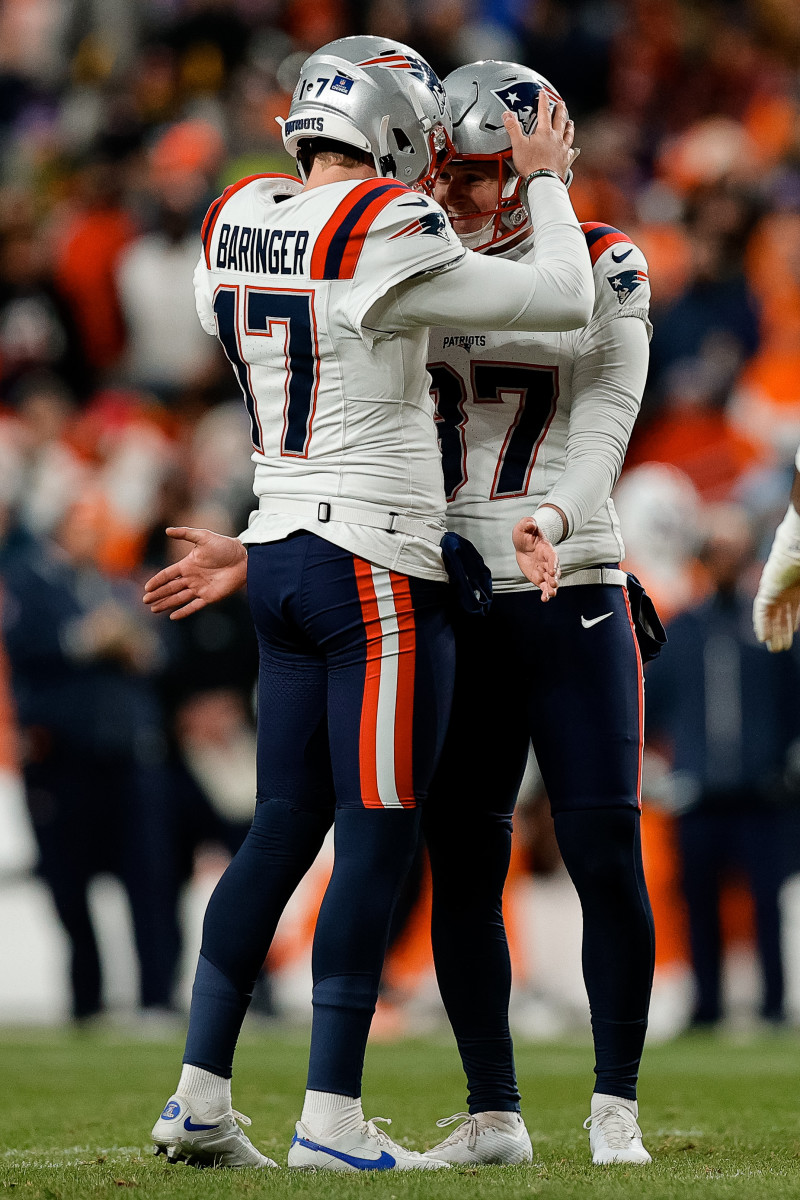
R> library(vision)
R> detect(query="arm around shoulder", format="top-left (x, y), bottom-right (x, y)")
top-left (364, 176), bottom-right (592, 336)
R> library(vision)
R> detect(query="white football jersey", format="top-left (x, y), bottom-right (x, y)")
top-left (428, 223), bottom-right (652, 591)
top-left (194, 172), bottom-right (464, 581)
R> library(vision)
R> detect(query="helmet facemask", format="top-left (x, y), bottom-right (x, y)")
top-left (413, 121), bottom-right (458, 194)
top-left (429, 150), bottom-right (533, 255)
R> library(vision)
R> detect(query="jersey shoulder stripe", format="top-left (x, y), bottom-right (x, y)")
top-left (310, 179), bottom-right (410, 280)
top-left (201, 173), bottom-right (299, 267)
top-left (581, 221), bottom-right (633, 266)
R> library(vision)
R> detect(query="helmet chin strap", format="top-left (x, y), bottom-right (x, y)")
top-left (377, 114), bottom-right (396, 177)
top-left (456, 218), bottom-right (495, 249)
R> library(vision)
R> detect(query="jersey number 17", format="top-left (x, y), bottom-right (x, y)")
top-left (214, 284), bottom-right (320, 457)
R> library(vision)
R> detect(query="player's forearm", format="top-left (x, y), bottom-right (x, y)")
top-left (549, 409), bottom-right (638, 535)
top-left (537, 453), bottom-right (618, 540)
top-left (753, 470), bottom-right (800, 651)
top-left (757, 474), bottom-right (800, 602)
top-left (538, 318), bottom-right (648, 537)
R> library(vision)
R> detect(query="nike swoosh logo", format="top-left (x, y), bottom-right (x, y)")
top-left (397, 199), bottom-right (429, 207)
top-left (581, 612), bottom-right (613, 628)
top-left (611, 248), bottom-right (632, 263)
top-left (292, 1134), bottom-right (395, 1171)
top-left (184, 1117), bottom-right (219, 1132)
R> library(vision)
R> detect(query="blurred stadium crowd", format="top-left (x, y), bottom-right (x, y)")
top-left (1, 0), bottom-right (800, 1033)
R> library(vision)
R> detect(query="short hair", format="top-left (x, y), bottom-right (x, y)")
top-left (297, 137), bottom-right (373, 176)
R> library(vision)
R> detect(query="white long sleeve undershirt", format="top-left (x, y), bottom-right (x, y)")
top-left (539, 314), bottom-right (650, 541)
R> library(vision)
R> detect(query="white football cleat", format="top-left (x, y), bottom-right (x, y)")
top-left (425, 1111), bottom-right (533, 1165)
top-left (583, 1101), bottom-right (652, 1165)
top-left (151, 1094), bottom-right (278, 1168)
top-left (287, 1116), bottom-right (450, 1171)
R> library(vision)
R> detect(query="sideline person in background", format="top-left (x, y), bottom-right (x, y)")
top-left (1, 498), bottom-right (178, 1022)
top-left (650, 505), bottom-right (800, 1027)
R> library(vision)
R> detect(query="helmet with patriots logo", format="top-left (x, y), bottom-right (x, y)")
top-left (281, 36), bottom-right (454, 190)
top-left (440, 60), bottom-right (568, 255)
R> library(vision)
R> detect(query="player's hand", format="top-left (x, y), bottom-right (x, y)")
top-left (504, 89), bottom-right (577, 182)
top-left (753, 582), bottom-right (800, 652)
top-left (143, 527), bottom-right (248, 620)
top-left (512, 516), bottom-right (560, 601)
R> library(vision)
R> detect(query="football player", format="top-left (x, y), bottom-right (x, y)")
top-left (753, 451), bottom-right (800, 651)
top-left (409, 61), bottom-right (655, 1167)
top-left (145, 37), bottom-right (592, 1171)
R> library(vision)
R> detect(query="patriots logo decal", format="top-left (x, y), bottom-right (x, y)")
top-left (608, 268), bottom-right (648, 304)
top-left (389, 210), bottom-right (449, 241)
top-left (358, 53), bottom-right (447, 115)
top-left (490, 81), bottom-right (560, 134)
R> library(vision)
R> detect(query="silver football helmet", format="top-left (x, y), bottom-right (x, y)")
top-left (281, 36), bottom-right (454, 188)
top-left (441, 60), bottom-right (567, 254)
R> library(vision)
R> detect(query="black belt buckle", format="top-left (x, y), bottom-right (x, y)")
top-left (317, 502), bottom-right (331, 523)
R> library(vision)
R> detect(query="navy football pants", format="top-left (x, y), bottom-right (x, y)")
top-left (183, 533), bottom-right (454, 1096)
top-left (424, 583), bottom-right (655, 1110)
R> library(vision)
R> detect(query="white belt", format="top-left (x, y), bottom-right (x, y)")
top-left (256, 497), bottom-right (446, 546)
top-left (558, 567), bottom-right (628, 588)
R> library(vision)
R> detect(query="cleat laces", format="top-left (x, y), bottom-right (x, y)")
top-left (362, 1116), bottom-right (392, 1143)
top-left (583, 1105), bottom-right (643, 1149)
top-left (363, 1116), bottom-right (428, 1163)
top-left (434, 1113), bottom-right (479, 1151)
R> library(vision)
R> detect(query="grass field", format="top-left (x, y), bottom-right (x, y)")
top-left (2, 1028), bottom-right (799, 1199)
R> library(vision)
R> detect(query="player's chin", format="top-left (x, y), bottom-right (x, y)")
top-left (448, 213), bottom-right (482, 235)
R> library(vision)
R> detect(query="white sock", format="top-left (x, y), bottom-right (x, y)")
top-left (301, 1090), bottom-right (363, 1138)
top-left (177, 1064), bottom-right (232, 1114)
top-left (591, 1093), bottom-right (638, 1118)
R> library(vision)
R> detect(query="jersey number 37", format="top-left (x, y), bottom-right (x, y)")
top-left (429, 362), bottom-right (558, 501)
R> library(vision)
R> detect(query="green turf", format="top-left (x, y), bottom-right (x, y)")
top-left (2, 1028), bottom-right (799, 1199)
